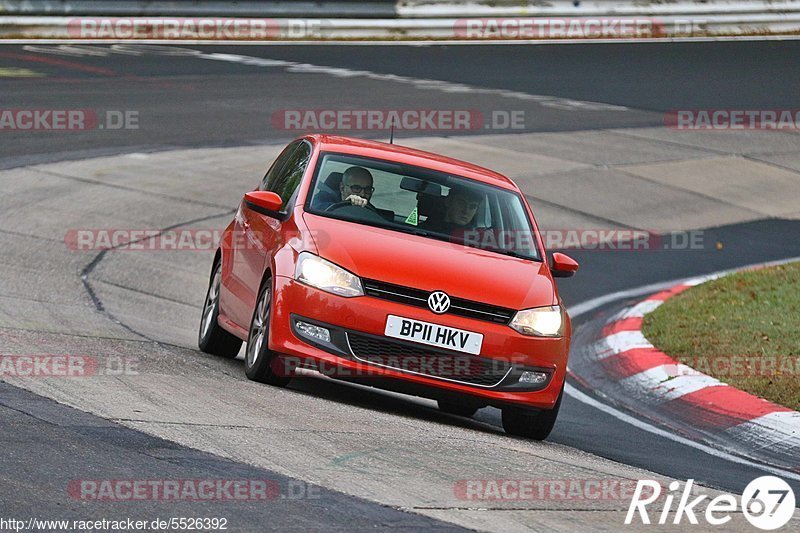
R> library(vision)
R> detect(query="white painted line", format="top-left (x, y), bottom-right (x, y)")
top-left (200, 52), bottom-right (627, 111)
top-left (592, 330), bottom-right (653, 360)
top-left (565, 382), bottom-right (800, 482)
top-left (17, 44), bottom-right (628, 112)
top-left (569, 281), bottom-right (683, 320)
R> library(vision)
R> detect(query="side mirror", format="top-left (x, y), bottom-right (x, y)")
top-left (244, 191), bottom-right (283, 217)
top-left (551, 252), bottom-right (579, 278)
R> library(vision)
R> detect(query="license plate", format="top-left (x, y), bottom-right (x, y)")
top-left (384, 315), bottom-right (483, 355)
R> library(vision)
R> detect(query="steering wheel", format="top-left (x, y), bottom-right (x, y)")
top-left (324, 201), bottom-right (387, 223)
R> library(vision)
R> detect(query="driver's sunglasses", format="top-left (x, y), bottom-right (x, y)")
top-left (348, 185), bottom-right (375, 194)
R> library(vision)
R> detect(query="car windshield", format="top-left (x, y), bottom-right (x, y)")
top-left (305, 152), bottom-right (541, 262)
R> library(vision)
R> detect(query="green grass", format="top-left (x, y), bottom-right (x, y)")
top-left (642, 262), bottom-right (800, 411)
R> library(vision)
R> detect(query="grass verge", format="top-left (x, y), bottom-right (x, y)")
top-left (642, 262), bottom-right (800, 411)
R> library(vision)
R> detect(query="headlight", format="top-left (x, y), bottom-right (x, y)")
top-left (295, 252), bottom-right (363, 298)
top-left (510, 305), bottom-right (564, 337)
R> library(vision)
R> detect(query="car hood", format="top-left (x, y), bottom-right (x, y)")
top-left (302, 213), bottom-right (555, 310)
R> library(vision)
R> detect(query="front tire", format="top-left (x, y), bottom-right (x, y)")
top-left (198, 260), bottom-right (242, 358)
top-left (501, 385), bottom-right (564, 441)
top-left (244, 277), bottom-right (291, 387)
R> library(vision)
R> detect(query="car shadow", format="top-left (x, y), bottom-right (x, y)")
top-left (285, 373), bottom-right (506, 436)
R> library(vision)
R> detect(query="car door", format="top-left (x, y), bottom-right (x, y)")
top-left (223, 141), bottom-right (300, 328)
top-left (236, 140), bottom-right (312, 322)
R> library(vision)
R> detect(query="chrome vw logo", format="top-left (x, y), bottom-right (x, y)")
top-left (428, 291), bottom-right (451, 314)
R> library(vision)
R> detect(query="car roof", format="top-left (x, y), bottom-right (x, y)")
top-left (306, 134), bottom-right (517, 190)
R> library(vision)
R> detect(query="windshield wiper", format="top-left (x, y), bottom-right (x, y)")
top-left (391, 225), bottom-right (445, 241)
top-left (341, 218), bottom-right (439, 240)
top-left (464, 243), bottom-right (538, 262)
top-left (397, 226), bottom-right (537, 258)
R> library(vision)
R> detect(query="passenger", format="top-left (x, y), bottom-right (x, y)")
top-left (419, 186), bottom-right (482, 235)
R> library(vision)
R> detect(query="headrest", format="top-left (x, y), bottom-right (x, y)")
top-left (324, 171), bottom-right (344, 190)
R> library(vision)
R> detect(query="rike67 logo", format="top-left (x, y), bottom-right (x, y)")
top-left (626, 476), bottom-right (796, 530)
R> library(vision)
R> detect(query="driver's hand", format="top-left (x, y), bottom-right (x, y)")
top-left (345, 194), bottom-right (368, 207)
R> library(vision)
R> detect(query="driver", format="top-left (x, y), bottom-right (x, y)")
top-left (338, 166), bottom-right (374, 207)
top-left (312, 166), bottom-right (374, 211)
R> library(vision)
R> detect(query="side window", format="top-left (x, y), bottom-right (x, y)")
top-left (259, 141), bottom-right (312, 212)
top-left (259, 141), bottom-right (300, 192)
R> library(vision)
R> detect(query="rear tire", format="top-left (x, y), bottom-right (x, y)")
top-left (244, 277), bottom-right (291, 387)
top-left (501, 385), bottom-right (563, 441)
top-left (437, 400), bottom-right (479, 418)
top-left (198, 260), bottom-right (242, 358)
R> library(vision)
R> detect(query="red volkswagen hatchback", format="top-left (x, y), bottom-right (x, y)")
top-left (199, 134), bottom-right (578, 440)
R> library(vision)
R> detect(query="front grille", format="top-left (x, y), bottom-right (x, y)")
top-left (362, 279), bottom-right (515, 325)
top-left (346, 332), bottom-right (512, 387)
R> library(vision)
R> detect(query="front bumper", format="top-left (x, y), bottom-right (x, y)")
top-left (269, 276), bottom-right (569, 409)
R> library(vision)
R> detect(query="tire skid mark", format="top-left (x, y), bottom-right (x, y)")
top-left (79, 209), bottom-right (235, 342)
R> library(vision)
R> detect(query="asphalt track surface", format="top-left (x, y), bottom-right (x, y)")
top-left (1, 42), bottom-right (799, 529)
top-left (2, 40), bottom-right (800, 166)
top-left (0, 383), bottom-right (457, 530)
